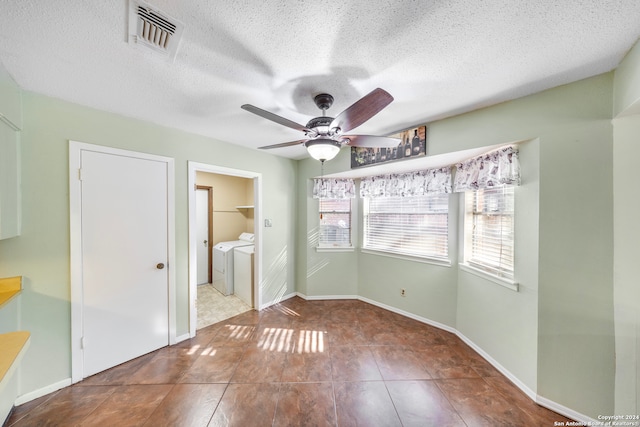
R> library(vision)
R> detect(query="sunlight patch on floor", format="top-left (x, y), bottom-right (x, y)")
top-left (255, 327), bottom-right (326, 353)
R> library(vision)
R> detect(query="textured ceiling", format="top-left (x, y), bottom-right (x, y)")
top-left (1, 0), bottom-right (639, 159)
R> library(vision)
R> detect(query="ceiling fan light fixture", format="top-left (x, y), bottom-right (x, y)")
top-left (305, 139), bottom-right (341, 162)
top-left (243, 88), bottom-right (395, 157)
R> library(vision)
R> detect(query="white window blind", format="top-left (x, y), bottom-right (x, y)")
top-left (363, 194), bottom-right (449, 259)
top-left (465, 185), bottom-right (514, 278)
top-left (319, 198), bottom-right (352, 248)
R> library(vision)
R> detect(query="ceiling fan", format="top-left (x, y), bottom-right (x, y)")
top-left (241, 88), bottom-right (400, 162)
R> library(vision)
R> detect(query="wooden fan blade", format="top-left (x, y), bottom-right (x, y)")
top-left (330, 88), bottom-right (394, 133)
top-left (343, 135), bottom-right (400, 148)
top-left (258, 139), bottom-right (308, 150)
top-left (241, 104), bottom-right (310, 133)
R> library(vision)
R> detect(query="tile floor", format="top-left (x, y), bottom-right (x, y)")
top-left (197, 284), bottom-right (252, 329)
top-left (6, 297), bottom-right (574, 426)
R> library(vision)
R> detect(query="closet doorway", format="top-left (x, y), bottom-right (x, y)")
top-left (188, 162), bottom-right (262, 336)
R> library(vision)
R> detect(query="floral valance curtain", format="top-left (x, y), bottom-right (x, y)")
top-left (313, 178), bottom-right (356, 199)
top-left (313, 146), bottom-right (519, 198)
top-left (359, 167), bottom-right (452, 198)
top-left (453, 146), bottom-right (520, 192)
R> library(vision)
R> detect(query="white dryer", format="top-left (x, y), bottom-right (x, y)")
top-left (234, 245), bottom-right (255, 307)
top-left (213, 232), bottom-right (254, 295)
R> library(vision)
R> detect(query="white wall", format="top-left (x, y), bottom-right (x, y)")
top-left (612, 115), bottom-right (640, 416)
top-left (296, 72), bottom-right (615, 419)
top-left (614, 39), bottom-right (640, 117)
top-left (613, 38), bottom-right (640, 416)
top-left (0, 54), bottom-right (632, 419)
top-left (0, 91), bottom-right (298, 399)
top-left (196, 172), bottom-right (253, 245)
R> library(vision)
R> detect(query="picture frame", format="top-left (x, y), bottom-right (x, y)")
top-left (350, 125), bottom-right (427, 169)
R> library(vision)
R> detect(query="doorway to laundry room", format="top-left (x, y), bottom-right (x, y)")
top-left (188, 162), bottom-right (262, 335)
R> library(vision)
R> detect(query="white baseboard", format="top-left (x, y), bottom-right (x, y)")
top-left (357, 296), bottom-right (457, 335)
top-left (175, 332), bottom-right (191, 343)
top-left (455, 331), bottom-right (537, 401)
top-left (15, 294), bottom-right (595, 423)
top-left (15, 378), bottom-right (71, 406)
top-left (259, 292), bottom-right (297, 309)
top-left (294, 292), bottom-right (593, 423)
top-left (298, 293), bottom-right (359, 301)
top-left (296, 292), bottom-right (455, 334)
top-left (536, 396), bottom-right (597, 425)
top-left (456, 332), bottom-right (595, 423)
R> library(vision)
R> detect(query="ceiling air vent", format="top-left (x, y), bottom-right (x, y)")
top-left (128, 0), bottom-right (184, 61)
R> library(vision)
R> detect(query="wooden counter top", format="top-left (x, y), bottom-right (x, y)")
top-left (0, 276), bottom-right (21, 308)
top-left (0, 331), bottom-right (30, 389)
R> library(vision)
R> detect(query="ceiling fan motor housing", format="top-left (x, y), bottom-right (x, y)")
top-left (305, 116), bottom-right (334, 133)
top-left (248, 88), bottom-right (396, 156)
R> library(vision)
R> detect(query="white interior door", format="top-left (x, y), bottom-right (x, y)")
top-left (80, 149), bottom-right (170, 377)
top-left (196, 188), bottom-right (210, 285)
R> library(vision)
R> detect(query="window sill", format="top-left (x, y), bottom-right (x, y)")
top-left (315, 246), bottom-right (355, 253)
top-left (360, 249), bottom-right (451, 267)
top-left (459, 263), bottom-right (519, 291)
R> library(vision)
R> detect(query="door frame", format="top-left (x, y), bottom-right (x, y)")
top-left (187, 162), bottom-right (262, 337)
top-left (196, 185), bottom-right (213, 284)
top-left (69, 141), bottom-right (176, 383)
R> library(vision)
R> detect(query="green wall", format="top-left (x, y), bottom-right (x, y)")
top-left (0, 92), bottom-right (298, 395)
top-left (612, 39), bottom-right (640, 416)
top-left (612, 115), bottom-right (640, 415)
top-left (2, 53), bottom-right (635, 418)
top-left (297, 73), bottom-right (615, 418)
top-left (535, 77), bottom-right (614, 415)
top-left (295, 159), bottom-right (359, 298)
top-left (614, 38), bottom-right (640, 117)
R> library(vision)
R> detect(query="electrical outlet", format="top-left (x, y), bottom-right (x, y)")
top-left (401, 288), bottom-right (406, 297)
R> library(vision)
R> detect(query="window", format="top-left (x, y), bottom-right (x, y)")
top-left (363, 194), bottom-right (449, 260)
top-left (318, 198), bottom-right (352, 248)
top-left (464, 185), bottom-right (515, 279)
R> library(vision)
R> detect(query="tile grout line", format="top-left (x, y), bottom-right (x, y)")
top-left (7, 298), bottom-right (574, 426)
top-left (139, 383), bottom-right (177, 427)
top-left (199, 317), bottom-right (248, 426)
top-left (367, 326), bottom-right (405, 427)
top-left (329, 335), bottom-right (339, 427)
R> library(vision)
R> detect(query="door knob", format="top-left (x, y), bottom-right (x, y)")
top-left (156, 263), bottom-right (165, 270)
top-left (203, 240), bottom-right (208, 247)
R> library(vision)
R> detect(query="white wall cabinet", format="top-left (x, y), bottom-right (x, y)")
top-left (0, 65), bottom-right (22, 240)
top-left (0, 121), bottom-right (20, 239)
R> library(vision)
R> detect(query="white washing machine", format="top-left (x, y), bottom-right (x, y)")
top-left (234, 245), bottom-right (254, 307)
top-left (213, 232), bottom-right (254, 295)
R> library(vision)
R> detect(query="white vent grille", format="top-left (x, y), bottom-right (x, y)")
top-left (128, 0), bottom-right (184, 60)
top-left (138, 7), bottom-right (175, 49)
